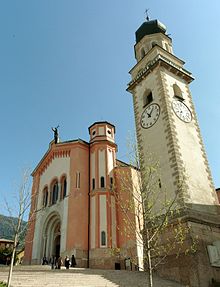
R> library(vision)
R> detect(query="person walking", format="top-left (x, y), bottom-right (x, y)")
top-left (65, 255), bottom-right (70, 269)
top-left (50, 255), bottom-right (55, 269)
top-left (71, 254), bottom-right (76, 267)
top-left (57, 256), bottom-right (63, 269)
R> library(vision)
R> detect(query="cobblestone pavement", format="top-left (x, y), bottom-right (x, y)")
top-left (0, 265), bottom-right (185, 287)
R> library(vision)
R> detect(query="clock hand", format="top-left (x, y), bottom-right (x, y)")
top-left (149, 107), bottom-right (154, 116)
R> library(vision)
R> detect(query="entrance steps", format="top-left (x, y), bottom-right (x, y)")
top-left (0, 265), bottom-right (185, 287)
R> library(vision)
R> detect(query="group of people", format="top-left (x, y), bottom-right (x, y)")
top-left (42, 254), bottom-right (76, 270)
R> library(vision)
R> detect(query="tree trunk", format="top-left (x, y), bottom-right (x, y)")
top-left (147, 247), bottom-right (153, 287)
top-left (7, 238), bottom-right (17, 287)
top-left (146, 229), bottom-right (153, 287)
top-left (7, 217), bottom-right (21, 287)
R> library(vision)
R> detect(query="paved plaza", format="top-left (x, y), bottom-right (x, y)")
top-left (0, 265), bottom-right (185, 287)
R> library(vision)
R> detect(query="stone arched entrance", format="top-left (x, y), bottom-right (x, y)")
top-left (53, 232), bottom-right (61, 258)
top-left (41, 212), bottom-right (61, 261)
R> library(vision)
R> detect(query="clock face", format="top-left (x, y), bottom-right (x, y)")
top-left (172, 100), bottom-right (192, 123)
top-left (140, 103), bottom-right (160, 129)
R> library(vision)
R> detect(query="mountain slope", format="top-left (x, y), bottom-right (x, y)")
top-left (0, 214), bottom-right (26, 245)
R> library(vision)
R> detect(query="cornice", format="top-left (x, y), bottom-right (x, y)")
top-left (32, 140), bottom-right (89, 177)
top-left (127, 53), bottom-right (194, 92)
top-left (90, 139), bottom-right (117, 150)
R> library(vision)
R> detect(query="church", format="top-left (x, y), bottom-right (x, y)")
top-left (24, 18), bottom-right (220, 286)
top-left (24, 121), bottom-right (143, 269)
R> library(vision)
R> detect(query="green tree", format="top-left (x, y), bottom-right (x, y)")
top-left (0, 247), bottom-right (12, 265)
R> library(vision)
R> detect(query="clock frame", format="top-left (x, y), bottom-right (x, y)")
top-left (140, 103), bottom-right (160, 129)
top-left (172, 100), bottom-right (192, 123)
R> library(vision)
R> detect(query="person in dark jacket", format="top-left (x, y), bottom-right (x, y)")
top-left (57, 256), bottom-right (63, 269)
top-left (50, 255), bottom-right (55, 269)
top-left (65, 255), bottom-right (70, 269)
top-left (71, 254), bottom-right (76, 267)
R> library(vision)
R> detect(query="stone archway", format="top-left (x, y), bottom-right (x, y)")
top-left (41, 212), bottom-right (61, 261)
top-left (53, 228), bottom-right (61, 258)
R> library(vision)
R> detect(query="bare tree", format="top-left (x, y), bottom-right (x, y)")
top-left (113, 136), bottom-right (197, 287)
top-left (0, 169), bottom-right (33, 287)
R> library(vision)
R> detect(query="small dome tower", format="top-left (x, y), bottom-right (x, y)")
top-left (88, 121), bottom-right (118, 268)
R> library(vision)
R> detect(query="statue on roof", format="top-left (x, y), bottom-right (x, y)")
top-left (145, 9), bottom-right (150, 21)
top-left (52, 125), bottom-right (59, 144)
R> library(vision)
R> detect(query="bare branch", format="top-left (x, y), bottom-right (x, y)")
top-left (2, 168), bottom-right (34, 287)
top-left (113, 134), bottom-right (195, 287)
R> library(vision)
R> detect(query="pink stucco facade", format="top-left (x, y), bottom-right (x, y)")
top-left (24, 121), bottom-right (141, 269)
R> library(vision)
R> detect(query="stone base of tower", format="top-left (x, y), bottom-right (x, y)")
top-left (89, 248), bottom-right (120, 269)
top-left (155, 212), bottom-right (220, 287)
top-left (89, 247), bottom-right (142, 270)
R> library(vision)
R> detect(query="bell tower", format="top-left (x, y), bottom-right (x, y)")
top-left (127, 19), bottom-right (218, 211)
top-left (127, 19), bottom-right (220, 286)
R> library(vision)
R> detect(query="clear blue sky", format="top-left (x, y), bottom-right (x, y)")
top-left (0, 1), bottom-right (219, 215)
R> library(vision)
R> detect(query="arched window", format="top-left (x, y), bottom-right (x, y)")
top-left (101, 231), bottom-right (106, 246)
top-left (60, 176), bottom-right (67, 199)
top-left (140, 48), bottom-right (145, 59)
top-left (63, 178), bottom-right (67, 198)
top-left (165, 43), bottom-right (169, 52)
top-left (51, 180), bottom-right (59, 205)
top-left (76, 172), bottom-right (80, 188)
top-left (110, 177), bottom-right (113, 190)
top-left (151, 41), bottom-right (157, 48)
top-left (158, 179), bottom-right (162, 189)
top-left (92, 178), bottom-right (95, 190)
top-left (143, 89), bottom-right (153, 107)
top-left (42, 187), bottom-right (48, 207)
top-left (100, 176), bottom-right (105, 188)
top-left (173, 84), bottom-right (184, 100)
